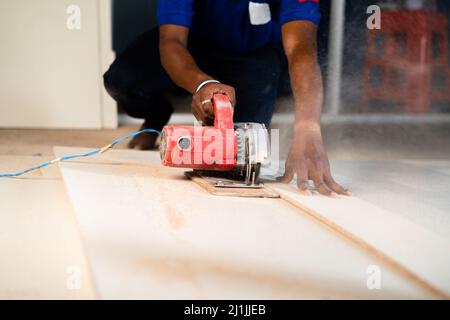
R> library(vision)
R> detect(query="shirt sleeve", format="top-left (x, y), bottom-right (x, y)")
top-left (157, 0), bottom-right (195, 28)
top-left (280, 0), bottom-right (321, 26)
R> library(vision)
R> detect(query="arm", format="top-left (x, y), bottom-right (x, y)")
top-left (280, 21), bottom-right (350, 196)
top-left (159, 25), bottom-right (235, 124)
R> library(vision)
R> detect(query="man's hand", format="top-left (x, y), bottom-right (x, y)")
top-left (281, 122), bottom-right (351, 197)
top-left (192, 83), bottom-right (236, 125)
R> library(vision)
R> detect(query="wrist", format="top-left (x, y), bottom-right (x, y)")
top-left (187, 74), bottom-right (213, 94)
top-left (195, 79), bottom-right (220, 94)
top-left (294, 119), bottom-right (321, 131)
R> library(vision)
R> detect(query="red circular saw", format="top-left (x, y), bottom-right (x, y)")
top-left (160, 94), bottom-right (270, 186)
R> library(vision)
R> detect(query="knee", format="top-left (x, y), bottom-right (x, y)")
top-left (103, 64), bottom-right (122, 99)
top-left (103, 60), bottom-right (136, 102)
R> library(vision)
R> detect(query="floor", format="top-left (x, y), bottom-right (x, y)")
top-left (0, 125), bottom-right (138, 157)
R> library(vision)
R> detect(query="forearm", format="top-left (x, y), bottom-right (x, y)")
top-left (159, 25), bottom-right (235, 125)
top-left (160, 40), bottom-right (213, 94)
top-left (288, 51), bottom-right (323, 126)
top-left (282, 21), bottom-right (323, 127)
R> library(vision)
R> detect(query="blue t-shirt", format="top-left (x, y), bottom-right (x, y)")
top-left (157, 0), bottom-right (321, 53)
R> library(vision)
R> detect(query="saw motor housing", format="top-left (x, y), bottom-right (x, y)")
top-left (159, 94), bottom-right (270, 185)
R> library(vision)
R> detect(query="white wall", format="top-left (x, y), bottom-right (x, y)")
top-left (0, 0), bottom-right (116, 129)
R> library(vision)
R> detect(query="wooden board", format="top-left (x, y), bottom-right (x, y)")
top-left (265, 160), bottom-right (450, 299)
top-left (0, 156), bottom-right (96, 299)
top-left (185, 171), bottom-right (280, 198)
top-left (54, 147), bottom-right (434, 299)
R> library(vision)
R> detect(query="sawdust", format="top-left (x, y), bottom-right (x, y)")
top-left (163, 204), bottom-right (186, 230)
top-left (157, 183), bottom-right (187, 230)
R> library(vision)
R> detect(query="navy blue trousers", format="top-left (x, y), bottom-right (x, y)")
top-left (103, 28), bottom-right (290, 129)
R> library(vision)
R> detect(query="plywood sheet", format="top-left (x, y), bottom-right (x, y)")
top-left (330, 160), bottom-right (450, 240)
top-left (265, 159), bottom-right (450, 298)
top-left (54, 147), bottom-right (433, 299)
top-left (0, 156), bottom-right (96, 299)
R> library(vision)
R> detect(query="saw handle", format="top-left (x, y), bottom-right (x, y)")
top-left (212, 93), bottom-right (234, 131)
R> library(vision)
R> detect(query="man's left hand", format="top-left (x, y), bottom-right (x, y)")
top-left (280, 122), bottom-right (351, 197)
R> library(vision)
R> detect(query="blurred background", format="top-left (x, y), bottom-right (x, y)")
top-left (0, 0), bottom-right (449, 161)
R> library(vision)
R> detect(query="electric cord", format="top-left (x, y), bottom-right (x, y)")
top-left (0, 129), bottom-right (161, 178)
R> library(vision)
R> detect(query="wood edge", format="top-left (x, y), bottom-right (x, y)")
top-left (265, 184), bottom-right (450, 300)
top-left (57, 158), bottom-right (101, 300)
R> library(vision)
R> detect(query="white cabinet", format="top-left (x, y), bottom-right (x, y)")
top-left (0, 0), bottom-right (116, 129)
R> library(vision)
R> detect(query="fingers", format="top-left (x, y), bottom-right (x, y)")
top-left (198, 92), bottom-right (215, 124)
top-left (200, 83), bottom-right (236, 107)
top-left (225, 87), bottom-right (236, 106)
top-left (193, 83), bottom-right (236, 125)
top-left (297, 180), bottom-right (312, 196)
top-left (279, 156), bottom-right (295, 184)
top-left (279, 162), bottom-right (313, 195)
top-left (296, 163), bottom-right (312, 196)
top-left (201, 100), bottom-right (214, 119)
top-left (209, 85), bottom-right (235, 106)
top-left (279, 165), bottom-right (294, 184)
top-left (192, 94), bottom-right (213, 124)
top-left (199, 96), bottom-right (214, 119)
top-left (324, 174), bottom-right (352, 196)
top-left (310, 170), bottom-right (337, 197)
top-left (280, 163), bottom-right (349, 197)
top-left (314, 179), bottom-right (336, 197)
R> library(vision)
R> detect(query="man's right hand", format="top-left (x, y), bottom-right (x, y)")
top-left (191, 83), bottom-right (236, 125)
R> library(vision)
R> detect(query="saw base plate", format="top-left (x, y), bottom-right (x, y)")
top-left (185, 171), bottom-right (280, 198)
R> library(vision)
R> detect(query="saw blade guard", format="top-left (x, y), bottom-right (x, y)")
top-left (234, 122), bottom-right (270, 185)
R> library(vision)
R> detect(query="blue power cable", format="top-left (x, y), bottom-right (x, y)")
top-left (0, 129), bottom-right (161, 178)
